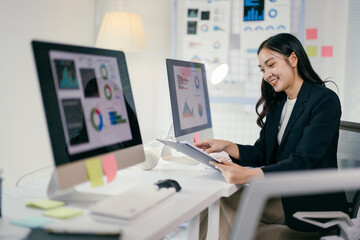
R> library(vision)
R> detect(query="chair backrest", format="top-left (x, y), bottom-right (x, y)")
top-left (337, 121), bottom-right (360, 218)
top-left (230, 169), bottom-right (360, 240)
top-left (337, 121), bottom-right (360, 169)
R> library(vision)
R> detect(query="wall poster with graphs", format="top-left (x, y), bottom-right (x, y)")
top-left (49, 51), bottom-right (133, 155)
top-left (240, 0), bottom-right (290, 58)
top-left (179, 0), bottom-right (231, 75)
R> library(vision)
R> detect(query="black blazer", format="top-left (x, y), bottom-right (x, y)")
top-left (235, 81), bottom-right (348, 231)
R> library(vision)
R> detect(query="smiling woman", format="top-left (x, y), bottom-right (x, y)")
top-left (195, 33), bottom-right (348, 240)
top-left (255, 33), bottom-right (328, 129)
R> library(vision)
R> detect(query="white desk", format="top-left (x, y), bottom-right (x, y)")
top-left (1, 160), bottom-right (240, 240)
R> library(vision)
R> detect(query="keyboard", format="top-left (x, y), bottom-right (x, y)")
top-left (90, 184), bottom-right (177, 220)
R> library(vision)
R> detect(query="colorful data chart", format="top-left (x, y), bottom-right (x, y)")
top-left (55, 60), bottom-right (79, 89)
top-left (109, 111), bottom-right (127, 125)
top-left (113, 83), bottom-right (122, 99)
top-left (198, 104), bottom-right (203, 117)
top-left (81, 68), bottom-right (99, 97)
top-left (104, 84), bottom-right (112, 100)
top-left (194, 75), bottom-right (200, 89)
top-left (183, 101), bottom-right (194, 118)
top-left (90, 108), bottom-right (103, 131)
top-left (177, 75), bottom-right (189, 89)
top-left (244, 0), bottom-right (265, 22)
top-left (100, 64), bottom-right (108, 80)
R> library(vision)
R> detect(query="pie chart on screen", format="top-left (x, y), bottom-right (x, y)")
top-left (90, 108), bottom-right (103, 131)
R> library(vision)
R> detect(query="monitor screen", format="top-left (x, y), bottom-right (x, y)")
top-left (166, 59), bottom-right (213, 143)
top-left (32, 41), bottom-right (144, 190)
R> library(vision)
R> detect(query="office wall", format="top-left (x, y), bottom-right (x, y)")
top-left (0, 0), bottom-right (96, 188)
top-left (343, 0), bottom-right (360, 122)
top-left (304, 0), bottom-right (348, 113)
top-left (0, 0), bottom-right (174, 189)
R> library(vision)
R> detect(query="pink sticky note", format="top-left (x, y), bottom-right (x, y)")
top-left (101, 154), bottom-right (117, 183)
top-left (321, 46), bottom-right (333, 57)
top-left (194, 132), bottom-right (200, 143)
top-left (306, 28), bottom-right (317, 40)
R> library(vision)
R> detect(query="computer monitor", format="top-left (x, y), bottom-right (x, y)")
top-left (32, 40), bottom-right (145, 202)
top-left (166, 59), bottom-right (213, 143)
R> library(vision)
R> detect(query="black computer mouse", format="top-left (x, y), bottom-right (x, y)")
top-left (155, 179), bottom-right (182, 192)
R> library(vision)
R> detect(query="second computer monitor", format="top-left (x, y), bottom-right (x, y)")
top-left (166, 59), bottom-right (213, 143)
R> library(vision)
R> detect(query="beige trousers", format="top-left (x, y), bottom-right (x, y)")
top-left (200, 188), bottom-right (331, 240)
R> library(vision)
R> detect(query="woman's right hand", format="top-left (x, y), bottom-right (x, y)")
top-left (194, 139), bottom-right (240, 159)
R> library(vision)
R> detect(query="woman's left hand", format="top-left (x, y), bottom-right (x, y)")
top-left (210, 160), bottom-right (264, 184)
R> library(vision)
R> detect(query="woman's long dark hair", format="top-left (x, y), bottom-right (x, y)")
top-left (255, 33), bottom-right (326, 128)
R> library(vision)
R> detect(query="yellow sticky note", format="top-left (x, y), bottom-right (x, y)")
top-left (43, 207), bottom-right (83, 219)
top-left (306, 46), bottom-right (317, 57)
top-left (26, 199), bottom-right (65, 210)
top-left (85, 158), bottom-right (104, 187)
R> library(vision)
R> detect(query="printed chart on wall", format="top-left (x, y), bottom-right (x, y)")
top-left (182, 0), bottom-right (231, 69)
top-left (49, 51), bottom-right (133, 156)
top-left (173, 65), bottom-right (209, 131)
top-left (240, 0), bottom-right (290, 57)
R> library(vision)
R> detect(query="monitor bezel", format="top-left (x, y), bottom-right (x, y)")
top-left (166, 58), bottom-right (212, 138)
top-left (32, 40), bottom-right (143, 168)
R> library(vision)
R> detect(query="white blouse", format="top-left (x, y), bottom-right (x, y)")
top-left (277, 97), bottom-right (297, 144)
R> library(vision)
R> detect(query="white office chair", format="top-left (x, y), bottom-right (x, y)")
top-left (230, 122), bottom-right (360, 240)
top-left (294, 121), bottom-right (360, 240)
top-left (229, 169), bottom-right (360, 240)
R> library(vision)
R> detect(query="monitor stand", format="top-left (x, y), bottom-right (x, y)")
top-left (47, 170), bottom-right (109, 206)
top-left (160, 123), bottom-right (199, 165)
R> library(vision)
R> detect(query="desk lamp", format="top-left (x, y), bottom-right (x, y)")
top-left (96, 11), bottom-right (158, 171)
top-left (95, 11), bottom-right (147, 52)
top-left (210, 63), bottom-right (229, 85)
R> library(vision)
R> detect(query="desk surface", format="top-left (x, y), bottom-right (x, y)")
top-left (1, 160), bottom-right (239, 240)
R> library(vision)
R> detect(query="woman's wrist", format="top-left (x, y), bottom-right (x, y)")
top-left (224, 141), bottom-right (240, 159)
top-left (246, 168), bottom-right (264, 182)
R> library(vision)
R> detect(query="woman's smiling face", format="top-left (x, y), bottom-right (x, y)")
top-left (258, 48), bottom-right (299, 96)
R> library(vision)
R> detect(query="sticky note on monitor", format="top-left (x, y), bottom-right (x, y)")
top-left (101, 154), bottom-right (117, 183)
top-left (85, 158), bottom-right (104, 187)
top-left (43, 207), bottom-right (83, 219)
top-left (194, 132), bottom-right (200, 143)
top-left (26, 199), bottom-right (65, 210)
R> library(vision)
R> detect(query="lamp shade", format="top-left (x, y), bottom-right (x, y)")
top-left (95, 12), bottom-right (147, 52)
top-left (210, 63), bottom-right (229, 85)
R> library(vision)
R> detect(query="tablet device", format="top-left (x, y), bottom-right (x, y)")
top-left (156, 138), bottom-right (221, 170)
